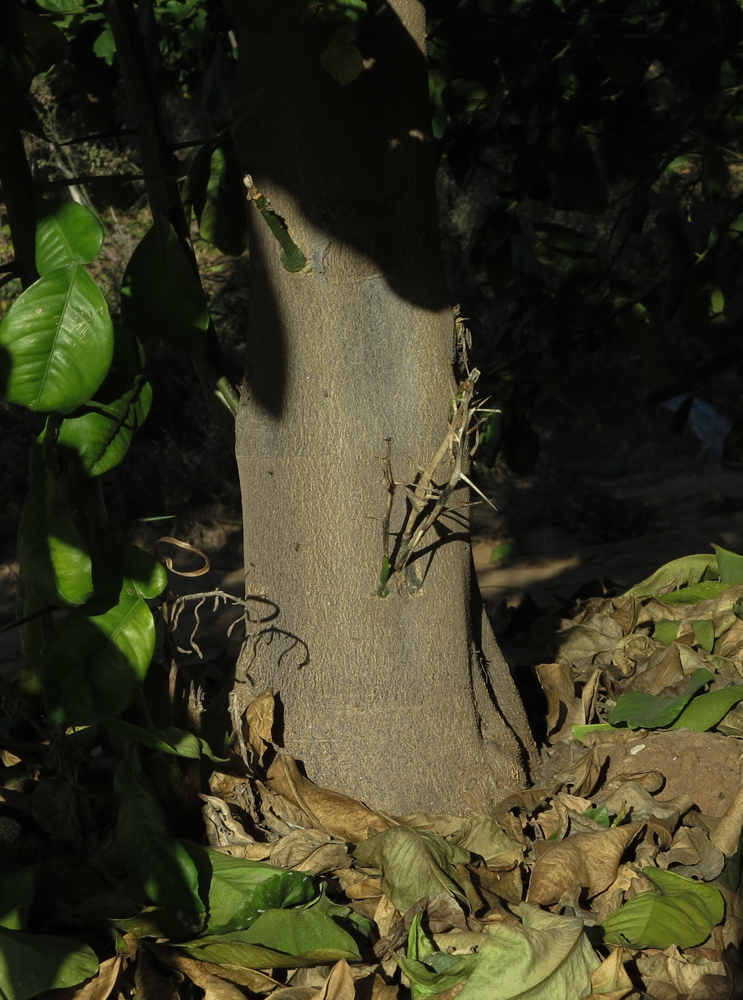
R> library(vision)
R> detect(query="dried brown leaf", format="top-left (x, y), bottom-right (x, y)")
top-left (148, 944), bottom-right (281, 992)
top-left (394, 815), bottom-right (465, 837)
top-left (611, 633), bottom-right (659, 678)
top-left (624, 641), bottom-right (684, 694)
top-left (660, 825), bottom-right (725, 881)
top-left (269, 829), bottom-right (350, 872)
top-left (200, 793), bottom-right (255, 848)
top-left (715, 617), bottom-right (743, 659)
top-left (271, 989), bottom-right (319, 1000)
top-left (315, 960), bottom-right (355, 1000)
top-left (373, 894), bottom-right (401, 939)
top-left (266, 756), bottom-right (394, 842)
top-left (493, 787), bottom-right (551, 821)
top-left (359, 974), bottom-right (401, 1000)
top-left (245, 688), bottom-right (276, 765)
top-left (135, 947), bottom-right (179, 1000)
top-left (345, 877), bottom-right (383, 900)
top-left (204, 974), bottom-right (254, 1000)
top-left (585, 946), bottom-right (633, 1000)
top-left (535, 662), bottom-right (576, 736)
top-left (711, 779), bottom-right (743, 857)
top-left (527, 822), bottom-right (644, 904)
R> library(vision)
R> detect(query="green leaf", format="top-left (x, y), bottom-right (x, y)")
top-left (106, 720), bottom-right (227, 762)
top-left (608, 668), bottom-right (713, 730)
top-left (626, 554), bottom-right (718, 598)
top-left (17, 446), bottom-right (93, 607)
top-left (118, 542), bottom-right (168, 600)
top-left (395, 914), bottom-right (478, 998)
top-left (580, 806), bottom-right (611, 829)
top-left (0, 926), bottom-right (98, 1000)
top-left (55, 376), bottom-right (152, 479)
top-left (691, 619), bottom-right (715, 653)
top-left (120, 218), bottom-right (209, 353)
top-left (0, 867), bottom-right (38, 931)
top-left (602, 868), bottom-right (724, 949)
top-left (354, 827), bottom-right (469, 913)
top-left (184, 141), bottom-right (249, 256)
top-left (670, 685), bottom-right (743, 732)
top-left (714, 544), bottom-right (743, 585)
top-left (456, 903), bottom-right (600, 1000)
top-left (179, 843), bottom-right (315, 935)
top-left (320, 25), bottom-right (364, 86)
top-left (658, 581), bottom-right (729, 604)
top-left (115, 747), bottom-right (205, 930)
top-left (0, 263), bottom-right (114, 413)
top-left (654, 619), bottom-right (680, 644)
top-left (41, 576), bottom-right (157, 727)
top-left (176, 906), bottom-right (360, 968)
top-left (35, 201), bottom-right (104, 274)
top-left (572, 722), bottom-right (616, 743)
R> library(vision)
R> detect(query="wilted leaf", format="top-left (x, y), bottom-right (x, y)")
top-left (608, 668), bottom-right (712, 729)
top-left (394, 913), bottom-right (479, 999)
top-left (586, 946), bottom-right (633, 1000)
top-left (660, 826), bottom-right (725, 881)
top-left (354, 827), bottom-right (469, 913)
top-left (456, 903), bottom-right (600, 1000)
top-left (268, 829), bottom-right (350, 873)
top-left (448, 816), bottom-right (522, 868)
top-left (266, 755), bottom-right (392, 842)
top-left (601, 867), bottom-right (724, 949)
top-left (527, 823), bottom-right (644, 905)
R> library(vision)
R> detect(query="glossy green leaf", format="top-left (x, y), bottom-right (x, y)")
top-left (714, 544), bottom-right (743, 585)
top-left (176, 906), bottom-right (359, 968)
top-left (120, 218), bottom-right (209, 352)
top-left (0, 926), bottom-right (98, 1000)
top-left (118, 542), bottom-right (168, 600)
top-left (626, 554), bottom-right (718, 598)
top-left (456, 903), bottom-right (600, 1000)
top-left (691, 618), bottom-right (715, 653)
top-left (572, 722), bottom-right (616, 743)
top-left (115, 747), bottom-right (205, 929)
top-left (602, 868), bottom-right (724, 949)
top-left (106, 719), bottom-right (227, 762)
top-left (180, 843), bottom-right (315, 935)
top-left (35, 201), bottom-right (104, 274)
top-left (55, 376), bottom-right (152, 478)
top-left (41, 577), bottom-right (156, 727)
top-left (670, 685), bottom-right (743, 732)
top-left (0, 263), bottom-right (113, 413)
top-left (354, 827), bottom-right (469, 913)
top-left (184, 141), bottom-right (249, 256)
top-left (17, 447), bottom-right (93, 607)
top-left (0, 867), bottom-right (37, 931)
top-left (608, 668), bottom-right (712, 730)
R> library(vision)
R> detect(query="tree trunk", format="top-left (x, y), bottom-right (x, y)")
top-left (231, 0), bottom-right (537, 815)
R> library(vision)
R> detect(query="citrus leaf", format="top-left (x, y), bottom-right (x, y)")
top-left (625, 554), bottom-right (718, 598)
top-left (714, 544), bottom-right (743, 585)
top-left (601, 868), bottom-right (724, 949)
top-left (608, 668), bottom-right (713, 730)
top-left (184, 141), bottom-right (249, 256)
top-left (120, 218), bottom-right (209, 353)
top-left (115, 747), bottom-right (205, 930)
top-left (456, 903), bottom-right (600, 1000)
top-left (395, 913), bottom-right (478, 998)
top-left (118, 542), bottom-right (168, 600)
top-left (0, 263), bottom-right (113, 413)
top-left (0, 926), bottom-right (98, 1000)
top-left (106, 720), bottom-right (227, 762)
top-left (670, 685), bottom-right (743, 732)
top-left (0, 867), bottom-right (37, 932)
top-left (354, 827), bottom-right (469, 912)
top-left (55, 376), bottom-right (152, 479)
top-left (41, 578), bottom-right (156, 727)
top-left (659, 581), bottom-right (729, 604)
top-left (17, 446), bottom-right (93, 607)
top-left (35, 201), bottom-right (104, 274)
top-left (179, 843), bottom-right (315, 935)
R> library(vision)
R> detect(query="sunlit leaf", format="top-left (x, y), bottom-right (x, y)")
top-left (106, 720), bottom-right (227, 762)
top-left (626, 554), bottom-right (718, 598)
top-left (602, 868), bottom-right (724, 949)
top-left (184, 141), bottom-right (249, 256)
top-left (608, 668), bottom-right (712, 730)
top-left (670, 684), bottom-right (743, 732)
top-left (714, 544), bottom-right (743, 585)
top-left (0, 263), bottom-right (113, 413)
top-left (0, 867), bottom-right (37, 932)
top-left (35, 201), bottom-right (104, 274)
top-left (0, 927), bottom-right (98, 1000)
